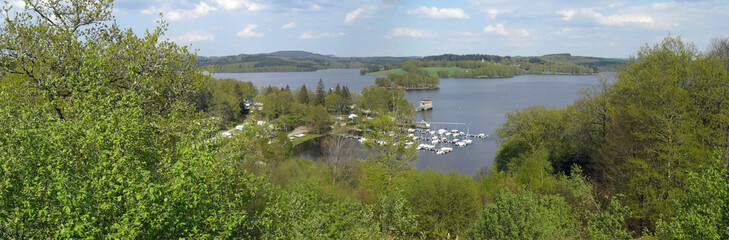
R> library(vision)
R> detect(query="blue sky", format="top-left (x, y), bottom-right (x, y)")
top-left (105, 0), bottom-right (729, 58)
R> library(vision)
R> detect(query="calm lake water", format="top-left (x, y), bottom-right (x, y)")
top-left (215, 69), bottom-right (598, 175)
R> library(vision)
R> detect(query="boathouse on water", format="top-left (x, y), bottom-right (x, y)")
top-left (419, 100), bottom-right (433, 111)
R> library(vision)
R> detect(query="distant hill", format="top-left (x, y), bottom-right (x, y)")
top-left (197, 51), bottom-right (416, 73)
top-left (267, 50), bottom-right (331, 59)
top-left (538, 53), bottom-right (627, 71)
top-left (362, 53), bottom-right (629, 78)
top-left (422, 53), bottom-right (627, 72)
top-left (198, 51), bottom-right (627, 74)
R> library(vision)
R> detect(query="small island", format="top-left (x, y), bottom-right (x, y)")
top-left (373, 62), bottom-right (440, 90)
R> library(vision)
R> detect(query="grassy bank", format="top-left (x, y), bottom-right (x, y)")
top-left (291, 133), bottom-right (324, 147)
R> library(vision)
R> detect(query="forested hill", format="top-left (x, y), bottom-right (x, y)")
top-left (361, 53), bottom-right (627, 78)
top-left (423, 53), bottom-right (626, 70)
top-left (197, 51), bottom-right (416, 73)
top-left (538, 53), bottom-right (627, 70)
top-left (198, 51), bottom-right (626, 74)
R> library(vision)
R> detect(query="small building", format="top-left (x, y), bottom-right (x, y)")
top-left (419, 100), bottom-right (433, 111)
top-left (221, 132), bottom-right (232, 138)
top-left (348, 114), bottom-right (358, 119)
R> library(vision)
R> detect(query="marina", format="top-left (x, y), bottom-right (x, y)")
top-left (341, 120), bottom-right (489, 157)
top-left (217, 69), bottom-right (600, 174)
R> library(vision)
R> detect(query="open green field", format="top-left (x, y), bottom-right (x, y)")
top-left (366, 67), bottom-right (466, 76)
top-left (365, 68), bottom-right (407, 75)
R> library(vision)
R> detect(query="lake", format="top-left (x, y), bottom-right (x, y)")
top-left (215, 69), bottom-right (599, 175)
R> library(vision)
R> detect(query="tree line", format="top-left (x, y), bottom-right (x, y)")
top-left (361, 56), bottom-right (597, 78)
top-left (494, 35), bottom-right (729, 237)
top-left (374, 67), bottom-right (440, 89)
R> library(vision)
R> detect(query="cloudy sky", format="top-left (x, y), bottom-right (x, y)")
top-left (109, 0), bottom-right (729, 58)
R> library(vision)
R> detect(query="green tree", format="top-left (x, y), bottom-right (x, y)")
top-left (307, 105), bottom-right (331, 134)
top-left (362, 116), bottom-right (417, 179)
top-left (258, 183), bottom-right (381, 239)
top-left (655, 151), bottom-right (729, 240)
top-left (325, 93), bottom-right (347, 114)
top-left (323, 125), bottom-right (359, 186)
top-left (0, 1), bottom-right (207, 121)
top-left (316, 78), bottom-right (326, 105)
top-left (468, 190), bottom-right (576, 240)
top-left (297, 84), bottom-right (310, 104)
top-left (359, 85), bottom-right (389, 113)
top-left (708, 35), bottom-right (729, 70)
top-left (598, 36), bottom-right (718, 231)
top-left (0, 1), bottom-right (267, 238)
top-left (404, 170), bottom-right (481, 238)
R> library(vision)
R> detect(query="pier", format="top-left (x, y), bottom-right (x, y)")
top-left (417, 100), bottom-right (433, 111)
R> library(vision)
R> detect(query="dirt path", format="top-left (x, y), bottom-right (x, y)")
top-left (287, 126), bottom-right (310, 137)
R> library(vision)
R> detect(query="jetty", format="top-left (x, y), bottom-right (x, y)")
top-left (417, 100), bottom-right (433, 111)
top-left (407, 120), bottom-right (489, 156)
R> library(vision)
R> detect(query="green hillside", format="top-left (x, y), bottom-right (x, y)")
top-left (197, 51), bottom-right (415, 73)
top-left (539, 53), bottom-right (628, 71)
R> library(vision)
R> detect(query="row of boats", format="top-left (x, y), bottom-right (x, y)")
top-left (409, 128), bottom-right (488, 155)
top-left (346, 126), bottom-right (489, 156)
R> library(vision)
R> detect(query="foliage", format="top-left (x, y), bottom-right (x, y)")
top-left (374, 68), bottom-right (440, 89)
top-left (511, 150), bottom-right (559, 193)
top-left (404, 170), bottom-right (482, 238)
top-left (200, 78), bottom-right (257, 125)
top-left (707, 35), bottom-right (729, 70)
top-left (376, 188), bottom-right (423, 239)
top-left (655, 151), bottom-right (729, 240)
top-left (468, 190), bottom-right (576, 240)
top-left (324, 126), bottom-right (359, 186)
top-left (325, 93), bottom-right (347, 114)
top-left (316, 78), bottom-right (326, 106)
top-left (493, 35), bottom-right (729, 235)
top-left (0, 47), bottom-right (266, 240)
top-left (362, 116), bottom-right (417, 178)
top-left (0, 0), bottom-right (208, 121)
top-left (258, 183), bottom-right (381, 239)
top-left (596, 36), bottom-right (726, 231)
top-left (363, 53), bottom-right (615, 77)
top-left (0, 1), bottom-right (268, 238)
top-left (307, 105), bottom-right (332, 134)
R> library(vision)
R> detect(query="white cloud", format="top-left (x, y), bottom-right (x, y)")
top-left (345, 8), bottom-right (364, 23)
top-left (237, 24), bottom-right (264, 38)
top-left (557, 9), bottom-right (576, 21)
top-left (407, 6), bottom-right (470, 19)
top-left (141, 6), bottom-right (157, 15)
top-left (486, 8), bottom-right (508, 19)
top-left (300, 31), bottom-right (345, 39)
top-left (558, 8), bottom-right (654, 26)
top-left (483, 24), bottom-right (508, 36)
top-left (282, 21), bottom-right (297, 29)
top-left (142, 2), bottom-right (217, 21)
top-left (173, 32), bottom-right (215, 42)
top-left (194, 2), bottom-right (217, 15)
top-left (140, 0), bottom-right (264, 21)
top-left (384, 28), bottom-right (432, 38)
top-left (214, 0), bottom-right (265, 11)
top-left (483, 24), bottom-right (530, 37)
